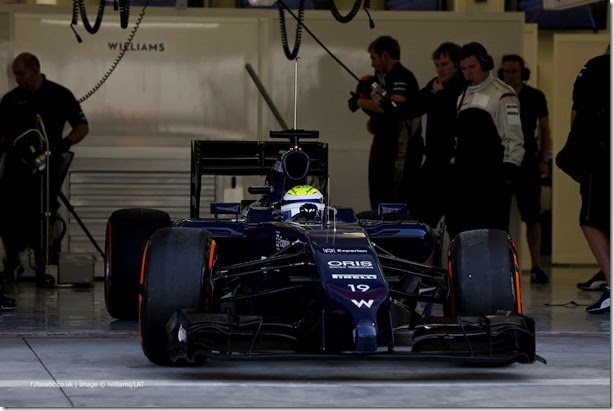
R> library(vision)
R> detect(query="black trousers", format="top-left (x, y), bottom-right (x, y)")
top-left (368, 135), bottom-right (398, 210)
top-left (0, 154), bottom-right (64, 271)
top-left (413, 157), bottom-right (452, 228)
top-left (580, 163), bottom-right (610, 233)
top-left (446, 164), bottom-right (512, 239)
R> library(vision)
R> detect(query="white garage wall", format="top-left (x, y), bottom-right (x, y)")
top-left (11, 11), bottom-right (262, 145)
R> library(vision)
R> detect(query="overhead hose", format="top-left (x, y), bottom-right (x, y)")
top-left (363, 0), bottom-right (375, 28)
top-left (275, 3), bottom-right (360, 82)
top-left (328, 0), bottom-right (363, 24)
top-left (72, 0), bottom-right (106, 34)
top-left (278, 0), bottom-right (305, 60)
top-left (71, 0), bottom-right (131, 36)
top-left (77, 0), bottom-right (148, 103)
top-left (117, 0), bottom-right (130, 29)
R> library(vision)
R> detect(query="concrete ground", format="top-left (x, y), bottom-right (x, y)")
top-left (0, 265), bottom-right (610, 408)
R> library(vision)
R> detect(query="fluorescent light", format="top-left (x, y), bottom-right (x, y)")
top-left (542, 0), bottom-right (602, 10)
top-left (40, 19), bottom-right (220, 29)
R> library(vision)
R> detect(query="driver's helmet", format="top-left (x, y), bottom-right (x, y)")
top-left (280, 184), bottom-right (325, 221)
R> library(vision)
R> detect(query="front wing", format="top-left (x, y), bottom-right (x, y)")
top-left (165, 309), bottom-right (545, 365)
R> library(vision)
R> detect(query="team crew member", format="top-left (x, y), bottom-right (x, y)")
top-left (405, 42), bottom-right (467, 228)
top-left (499, 54), bottom-right (551, 284)
top-left (0, 52), bottom-right (89, 296)
top-left (351, 35), bottom-right (423, 212)
top-left (567, 47), bottom-right (610, 314)
top-left (446, 42), bottom-right (524, 239)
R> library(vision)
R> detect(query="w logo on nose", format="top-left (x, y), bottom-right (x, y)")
top-left (351, 299), bottom-right (374, 308)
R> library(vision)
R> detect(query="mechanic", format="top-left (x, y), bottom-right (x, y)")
top-left (404, 42), bottom-right (467, 229)
top-left (563, 46), bottom-right (610, 314)
top-left (445, 42), bottom-right (524, 239)
top-left (498, 54), bottom-right (551, 284)
top-left (348, 35), bottom-right (423, 213)
top-left (0, 52), bottom-right (89, 299)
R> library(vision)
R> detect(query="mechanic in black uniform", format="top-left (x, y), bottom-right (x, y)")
top-left (404, 42), bottom-right (467, 229)
top-left (348, 35), bottom-right (423, 213)
top-left (499, 54), bottom-right (551, 284)
top-left (563, 47), bottom-right (610, 314)
top-left (446, 42), bottom-right (524, 239)
top-left (0, 52), bottom-right (88, 301)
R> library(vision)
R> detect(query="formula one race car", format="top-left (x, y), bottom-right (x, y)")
top-left (104, 129), bottom-right (545, 367)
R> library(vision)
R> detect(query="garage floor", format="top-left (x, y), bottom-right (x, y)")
top-left (0, 265), bottom-right (610, 408)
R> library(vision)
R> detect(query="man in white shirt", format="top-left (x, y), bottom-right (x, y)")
top-left (445, 42), bottom-right (524, 239)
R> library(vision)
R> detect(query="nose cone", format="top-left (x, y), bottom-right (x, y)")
top-left (353, 320), bottom-right (378, 352)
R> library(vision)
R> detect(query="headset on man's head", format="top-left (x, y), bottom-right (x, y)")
top-left (461, 42), bottom-right (494, 72)
top-left (497, 54), bottom-right (531, 82)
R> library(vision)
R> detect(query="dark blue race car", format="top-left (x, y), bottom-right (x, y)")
top-left (104, 130), bottom-right (545, 367)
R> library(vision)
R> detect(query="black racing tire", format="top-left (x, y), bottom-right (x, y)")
top-left (139, 227), bottom-right (215, 366)
top-left (447, 229), bottom-right (521, 317)
top-left (104, 208), bottom-right (171, 320)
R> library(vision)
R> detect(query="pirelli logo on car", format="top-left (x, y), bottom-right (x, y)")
top-left (331, 274), bottom-right (377, 279)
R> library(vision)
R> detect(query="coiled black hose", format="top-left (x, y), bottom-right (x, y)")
top-left (329, 0), bottom-right (374, 27)
top-left (71, 0), bottom-right (105, 34)
top-left (277, 0), bottom-right (374, 61)
top-left (118, 0), bottom-right (130, 29)
top-left (328, 0), bottom-right (362, 23)
top-left (70, 0), bottom-right (131, 35)
top-left (278, 0), bottom-right (305, 60)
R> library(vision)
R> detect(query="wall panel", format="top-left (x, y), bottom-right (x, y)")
top-left (10, 12), bottom-right (261, 145)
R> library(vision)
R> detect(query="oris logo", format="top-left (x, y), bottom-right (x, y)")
top-left (327, 260), bottom-right (373, 268)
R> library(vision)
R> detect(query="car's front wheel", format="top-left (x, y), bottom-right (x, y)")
top-left (447, 228), bottom-right (521, 317)
top-left (139, 227), bottom-right (215, 366)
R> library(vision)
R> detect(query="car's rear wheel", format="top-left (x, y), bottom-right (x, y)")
top-left (105, 208), bottom-right (170, 320)
top-left (447, 229), bottom-right (521, 317)
top-left (139, 227), bottom-right (215, 366)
